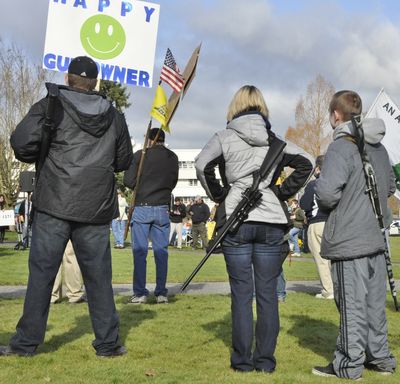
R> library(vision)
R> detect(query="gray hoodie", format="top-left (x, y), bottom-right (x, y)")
top-left (195, 112), bottom-right (313, 224)
top-left (315, 118), bottom-right (395, 260)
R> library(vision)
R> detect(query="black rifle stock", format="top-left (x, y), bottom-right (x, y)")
top-left (352, 115), bottom-right (399, 311)
top-left (181, 137), bottom-right (287, 292)
top-left (38, 83), bottom-right (59, 176)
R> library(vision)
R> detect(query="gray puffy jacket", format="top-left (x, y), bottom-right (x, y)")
top-left (195, 112), bottom-right (313, 225)
top-left (315, 118), bottom-right (395, 260)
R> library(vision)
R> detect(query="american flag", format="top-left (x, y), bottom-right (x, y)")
top-left (160, 48), bottom-right (184, 93)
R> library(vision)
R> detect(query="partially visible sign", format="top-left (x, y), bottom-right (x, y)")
top-left (0, 210), bottom-right (15, 226)
top-left (366, 89), bottom-right (400, 198)
top-left (44, 0), bottom-right (160, 87)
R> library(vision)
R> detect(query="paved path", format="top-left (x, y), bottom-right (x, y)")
top-left (2, 280), bottom-right (399, 299)
top-left (0, 281), bottom-right (323, 299)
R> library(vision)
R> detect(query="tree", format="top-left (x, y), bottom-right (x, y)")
top-left (285, 75), bottom-right (335, 158)
top-left (99, 80), bottom-right (131, 113)
top-left (100, 80), bottom-right (132, 199)
top-left (0, 42), bottom-right (50, 205)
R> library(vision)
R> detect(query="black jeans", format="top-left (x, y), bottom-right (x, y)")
top-left (222, 222), bottom-right (285, 372)
top-left (10, 211), bottom-right (121, 354)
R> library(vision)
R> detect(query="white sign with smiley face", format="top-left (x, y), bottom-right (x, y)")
top-left (43, 0), bottom-right (160, 88)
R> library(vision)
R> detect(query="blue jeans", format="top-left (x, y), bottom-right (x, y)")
top-left (10, 211), bottom-right (121, 354)
top-left (131, 205), bottom-right (170, 297)
top-left (277, 271), bottom-right (286, 300)
top-left (222, 222), bottom-right (285, 372)
top-left (111, 219), bottom-right (127, 247)
top-left (289, 227), bottom-right (300, 253)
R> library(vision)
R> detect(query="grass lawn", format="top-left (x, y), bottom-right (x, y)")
top-left (1, 232), bottom-right (400, 285)
top-left (0, 293), bottom-right (399, 384)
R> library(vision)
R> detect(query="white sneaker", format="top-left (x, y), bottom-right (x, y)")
top-left (291, 252), bottom-right (301, 257)
top-left (128, 295), bottom-right (147, 304)
top-left (156, 295), bottom-right (168, 304)
top-left (315, 293), bottom-right (334, 300)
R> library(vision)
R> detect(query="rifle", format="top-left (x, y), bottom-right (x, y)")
top-left (351, 115), bottom-right (399, 311)
top-left (37, 83), bottom-right (59, 176)
top-left (181, 135), bottom-right (287, 292)
top-left (29, 83), bottom-right (59, 226)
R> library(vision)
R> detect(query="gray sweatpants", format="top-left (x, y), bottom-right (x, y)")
top-left (331, 254), bottom-right (396, 379)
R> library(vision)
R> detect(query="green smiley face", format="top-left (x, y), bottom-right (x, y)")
top-left (80, 15), bottom-right (126, 60)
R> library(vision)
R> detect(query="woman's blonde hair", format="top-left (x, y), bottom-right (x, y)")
top-left (226, 85), bottom-right (269, 122)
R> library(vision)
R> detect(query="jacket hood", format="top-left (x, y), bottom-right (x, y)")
top-left (227, 112), bottom-right (271, 146)
top-left (51, 84), bottom-right (114, 138)
top-left (333, 118), bottom-right (386, 145)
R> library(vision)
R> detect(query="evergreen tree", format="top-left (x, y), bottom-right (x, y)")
top-left (99, 80), bottom-right (131, 113)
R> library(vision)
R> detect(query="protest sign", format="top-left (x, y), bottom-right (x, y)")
top-left (0, 210), bottom-right (15, 227)
top-left (44, 0), bottom-right (160, 87)
top-left (366, 89), bottom-right (400, 197)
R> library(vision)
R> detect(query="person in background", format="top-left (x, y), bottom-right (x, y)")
top-left (288, 199), bottom-right (305, 257)
top-left (169, 197), bottom-right (186, 249)
top-left (0, 194), bottom-right (7, 243)
top-left (124, 128), bottom-right (179, 304)
top-left (111, 191), bottom-right (128, 249)
top-left (195, 85), bottom-right (313, 373)
top-left (51, 240), bottom-right (86, 304)
top-left (313, 90), bottom-right (396, 379)
top-left (189, 196), bottom-right (210, 250)
top-left (300, 155), bottom-right (333, 300)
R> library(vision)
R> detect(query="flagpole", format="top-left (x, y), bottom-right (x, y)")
top-left (124, 80), bottom-right (161, 240)
top-left (150, 44), bottom-right (201, 147)
top-left (124, 45), bottom-right (201, 239)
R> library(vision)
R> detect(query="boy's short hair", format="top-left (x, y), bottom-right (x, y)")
top-left (329, 90), bottom-right (362, 122)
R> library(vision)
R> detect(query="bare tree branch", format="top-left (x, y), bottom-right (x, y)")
top-left (285, 75), bottom-right (335, 158)
top-left (0, 41), bottom-right (52, 205)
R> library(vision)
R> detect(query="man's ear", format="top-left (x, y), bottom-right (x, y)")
top-left (64, 73), bottom-right (69, 86)
top-left (333, 110), bottom-right (343, 124)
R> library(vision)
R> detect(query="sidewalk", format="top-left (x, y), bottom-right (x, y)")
top-left (0, 280), bottom-right (344, 299)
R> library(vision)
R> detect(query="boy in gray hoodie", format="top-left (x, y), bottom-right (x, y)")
top-left (312, 90), bottom-right (396, 380)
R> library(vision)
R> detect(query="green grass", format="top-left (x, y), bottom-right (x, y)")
top-left (0, 293), bottom-right (399, 383)
top-left (1, 233), bottom-right (400, 285)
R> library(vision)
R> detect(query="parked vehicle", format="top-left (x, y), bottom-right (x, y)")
top-left (389, 220), bottom-right (400, 236)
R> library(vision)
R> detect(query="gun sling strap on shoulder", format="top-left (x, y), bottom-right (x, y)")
top-left (351, 115), bottom-right (399, 311)
top-left (181, 132), bottom-right (287, 291)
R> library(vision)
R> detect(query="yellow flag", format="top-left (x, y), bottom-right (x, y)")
top-left (150, 85), bottom-right (170, 132)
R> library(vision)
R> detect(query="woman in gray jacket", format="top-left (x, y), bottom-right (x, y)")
top-left (195, 85), bottom-right (313, 373)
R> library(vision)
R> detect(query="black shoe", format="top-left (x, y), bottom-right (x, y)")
top-left (230, 365), bottom-right (254, 373)
top-left (0, 345), bottom-right (35, 357)
top-left (365, 363), bottom-right (395, 376)
top-left (312, 363), bottom-right (337, 378)
top-left (96, 346), bottom-right (127, 358)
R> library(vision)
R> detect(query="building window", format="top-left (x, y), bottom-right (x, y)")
top-left (179, 161), bottom-right (196, 169)
top-left (189, 179), bottom-right (198, 186)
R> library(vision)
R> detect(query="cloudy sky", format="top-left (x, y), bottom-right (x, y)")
top-left (1, 0), bottom-right (400, 149)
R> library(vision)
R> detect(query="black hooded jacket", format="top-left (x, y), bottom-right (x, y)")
top-left (10, 84), bottom-right (133, 224)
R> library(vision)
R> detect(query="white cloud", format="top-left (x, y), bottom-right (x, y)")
top-left (1, 0), bottom-right (400, 149)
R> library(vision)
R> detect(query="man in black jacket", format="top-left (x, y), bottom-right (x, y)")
top-left (1, 56), bottom-right (132, 358)
top-left (124, 128), bottom-right (178, 304)
top-left (189, 196), bottom-right (210, 250)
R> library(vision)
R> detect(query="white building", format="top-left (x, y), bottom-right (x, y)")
top-left (171, 149), bottom-right (221, 207)
top-left (131, 139), bottom-right (221, 208)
